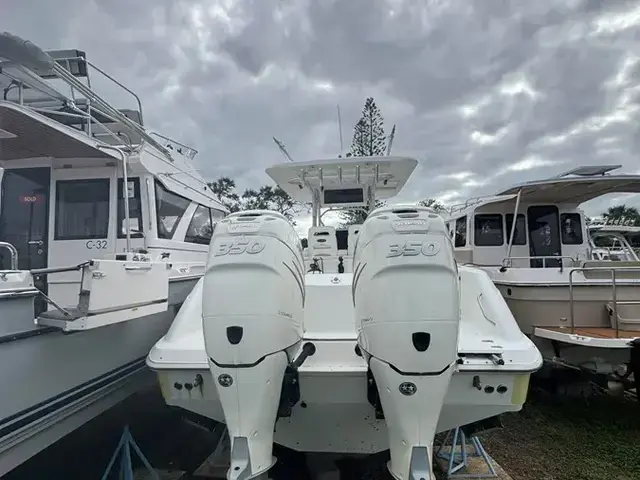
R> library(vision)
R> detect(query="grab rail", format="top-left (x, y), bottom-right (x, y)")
top-left (0, 33), bottom-right (198, 164)
top-left (501, 255), bottom-right (579, 272)
top-left (30, 262), bottom-right (90, 276)
top-left (568, 266), bottom-right (640, 338)
top-left (0, 242), bottom-right (18, 270)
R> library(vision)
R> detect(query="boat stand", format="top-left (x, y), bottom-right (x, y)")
top-left (101, 425), bottom-right (160, 480)
top-left (435, 427), bottom-right (497, 478)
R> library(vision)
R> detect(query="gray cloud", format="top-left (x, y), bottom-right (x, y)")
top-left (3, 0), bottom-right (640, 226)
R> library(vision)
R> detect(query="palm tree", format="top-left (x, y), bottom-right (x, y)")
top-left (602, 204), bottom-right (640, 225)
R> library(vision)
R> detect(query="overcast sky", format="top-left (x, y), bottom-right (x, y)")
top-left (3, 0), bottom-right (640, 233)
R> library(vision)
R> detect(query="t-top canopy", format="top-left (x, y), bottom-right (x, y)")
top-left (265, 156), bottom-right (419, 204)
top-left (497, 165), bottom-right (640, 205)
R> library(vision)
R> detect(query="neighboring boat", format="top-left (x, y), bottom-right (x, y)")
top-left (148, 156), bottom-right (542, 480)
top-left (588, 219), bottom-right (640, 261)
top-left (0, 33), bottom-right (227, 475)
top-left (443, 165), bottom-right (640, 396)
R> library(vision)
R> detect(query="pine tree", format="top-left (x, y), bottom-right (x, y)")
top-left (349, 98), bottom-right (387, 157)
top-left (340, 97), bottom-right (388, 227)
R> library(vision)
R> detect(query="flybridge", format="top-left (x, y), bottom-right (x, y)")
top-left (0, 32), bottom-right (195, 163)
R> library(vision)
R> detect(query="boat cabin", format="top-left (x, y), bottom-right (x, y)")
top-left (445, 165), bottom-right (640, 269)
top-left (0, 44), bottom-right (227, 312)
top-left (266, 156), bottom-right (418, 273)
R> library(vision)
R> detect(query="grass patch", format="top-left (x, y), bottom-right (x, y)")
top-left (483, 390), bottom-right (640, 480)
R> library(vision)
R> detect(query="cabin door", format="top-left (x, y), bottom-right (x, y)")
top-left (527, 205), bottom-right (561, 268)
top-left (0, 168), bottom-right (50, 314)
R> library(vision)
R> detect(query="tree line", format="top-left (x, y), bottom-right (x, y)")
top-left (208, 97), bottom-right (637, 229)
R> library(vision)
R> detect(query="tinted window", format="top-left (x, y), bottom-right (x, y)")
top-left (474, 214), bottom-right (504, 246)
top-left (455, 216), bottom-right (467, 247)
top-left (185, 205), bottom-right (215, 244)
top-left (505, 213), bottom-right (526, 245)
top-left (117, 178), bottom-right (143, 238)
top-left (155, 181), bottom-right (190, 239)
top-left (55, 179), bottom-right (110, 240)
top-left (560, 213), bottom-right (583, 245)
top-left (211, 208), bottom-right (225, 222)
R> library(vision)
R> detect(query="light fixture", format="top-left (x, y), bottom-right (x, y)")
top-left (0, 128), bottom-right (17, 139)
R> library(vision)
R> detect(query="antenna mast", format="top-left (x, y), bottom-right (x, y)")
top-left (337, 105), bottom-right (344, 156)
top-left (273, 137), bottom-right (294, 162)
top-left (386, 124), bottom-right (396, 156)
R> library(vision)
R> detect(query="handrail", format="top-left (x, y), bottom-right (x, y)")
top-left (148, 132), bottom-right (198, 161)
top-left (0, 242), bottom-right (18, 270)
top-left (0, 33), bottom-right (197, 164)
top-left (568, 266), bottom-right (640, 338)
top-left (501, 255), bottom-right (579, 272)
top-left (98, 145), bottom-right (131, 252)
top-left (30, 261), bottom-right (90, 276)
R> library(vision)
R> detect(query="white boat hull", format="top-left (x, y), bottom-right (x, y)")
top-left (152, 363), bottom-right (532, 454)
top-left (0, 276), bottom-right (198, 477)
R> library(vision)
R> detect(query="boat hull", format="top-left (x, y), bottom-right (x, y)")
top-left (152, 366), bottom-right (532, 454)
top-left (0, 310), bottom-right (173, 476)
top-left (0, 276), bottom-right (198, 477)
top-left (492, 280), bottom-right (639, 379)
top-left (494, 282), bottom-right (640, 334)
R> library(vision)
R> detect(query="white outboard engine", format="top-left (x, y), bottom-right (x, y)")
top-left (353, 206), bottom-right (460, 480)
top-left (203, 210), bottom-right (305, 479)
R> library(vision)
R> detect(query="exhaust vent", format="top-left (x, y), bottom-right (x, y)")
top-left (411, 332), bottom-right (431, 352)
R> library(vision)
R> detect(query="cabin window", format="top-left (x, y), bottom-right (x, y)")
top-left (560, 213), bottom-right (583, 245)
top-left (185, 205), bottom-right (215, 244)
top-left (474, 214), bottom-right (504, 246)
top-left (55, 179), bottom-right (110, 240)
top-left (155, 181), bottom-right (190, 239)
top-left (211, 208), bottom-right (225, 221)
top-left (505, 214), bottom-right (526, 245)
top-left (455, 216), bottom-right (467, 247)
top-left (117, 178), bottom-right (143, 238)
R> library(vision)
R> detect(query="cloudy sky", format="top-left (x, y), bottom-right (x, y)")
top-left (3, 0), bottom-right (640, 233)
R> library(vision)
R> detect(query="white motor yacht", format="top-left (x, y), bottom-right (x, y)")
top-left (148, 155), bottom-right (542, 480)
top-left (0, 33), bottom-right (227, 475)
top-left (443, 165), bottom-right (640, 396)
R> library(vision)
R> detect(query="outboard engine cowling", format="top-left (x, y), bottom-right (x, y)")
top-left (353, 206), bottom-right (460, 480)
top-left (203, 210), bottom-right (305, 479)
